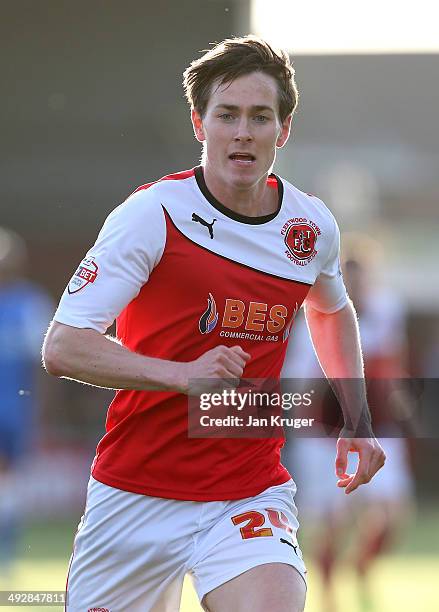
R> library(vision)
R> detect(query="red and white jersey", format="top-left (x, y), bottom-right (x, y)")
top-left (54, 167), bottom-right (347, 501)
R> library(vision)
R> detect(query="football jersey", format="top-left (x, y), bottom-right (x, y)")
top-left (54, 167), bottom-right (348, 501)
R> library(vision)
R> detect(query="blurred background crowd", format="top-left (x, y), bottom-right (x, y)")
top-left (1, 1), bottom-right (438, 610)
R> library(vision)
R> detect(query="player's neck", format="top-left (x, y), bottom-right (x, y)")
top-left (202, 165), bottom-right (278, 218)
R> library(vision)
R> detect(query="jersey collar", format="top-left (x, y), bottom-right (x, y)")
top-left (194, 166), bottom-right (283, 225)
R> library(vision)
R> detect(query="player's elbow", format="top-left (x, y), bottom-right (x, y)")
top-left (305, 300), bottom-right (352, 322)
top-left (42, 322), bottom-right (74, 377)
top-left (42, 336), bottom-right (65, 377)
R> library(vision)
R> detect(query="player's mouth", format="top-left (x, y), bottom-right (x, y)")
top-left (228, 153), bottom-right (256, 165)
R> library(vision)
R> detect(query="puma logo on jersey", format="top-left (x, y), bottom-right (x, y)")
top-left (280, 537), bottom-right (299, 555)
top-left (192, 213), bottom-right (216, 239)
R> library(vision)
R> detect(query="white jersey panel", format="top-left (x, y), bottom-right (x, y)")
top-left (157, 175), bottom-right (338, 285)
top-left (54, 189), bottom-right (166, 333)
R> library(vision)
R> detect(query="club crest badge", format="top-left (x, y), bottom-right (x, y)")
top-left (68, 256), bottom-right (99, 294)
top-left (281, 218), bottom-right (320, 266)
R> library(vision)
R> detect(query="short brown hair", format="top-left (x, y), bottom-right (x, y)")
top-left (183, 35), bottom-right (298, 122)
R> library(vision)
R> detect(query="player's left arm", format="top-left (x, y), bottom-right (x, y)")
top-left (302, 211), bottom-right (385, 493)
top-left (304, 299), bottom-right (386, 493)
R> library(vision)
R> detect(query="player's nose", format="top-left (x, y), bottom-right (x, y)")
top-left (234, 117), bottom-right (253, 141)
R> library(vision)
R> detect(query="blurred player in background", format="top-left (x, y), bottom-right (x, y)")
top-left (0, 227), bottom-right (54, 580)
top-left (43, 37), bottom-right (384, 612)
top-left (282, 233), bottom-right (414, 612)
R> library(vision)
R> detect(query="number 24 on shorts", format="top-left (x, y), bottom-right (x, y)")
top-left (231, 508), bottom-right (295, 540)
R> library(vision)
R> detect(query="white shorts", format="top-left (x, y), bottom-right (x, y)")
top-left (66, 477), bottom-right (306, 612)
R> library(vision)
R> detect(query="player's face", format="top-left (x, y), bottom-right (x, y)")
top-left (191, 72), bottom-right (291, 191)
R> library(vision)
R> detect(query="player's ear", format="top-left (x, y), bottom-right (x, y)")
top-left (191, 109), bottom-right (206, 143)
top-left (276, 113), bottom-right (292, 149)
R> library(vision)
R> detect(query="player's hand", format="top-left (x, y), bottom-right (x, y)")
top-left (335, 436), bottom-right (386, 494)
top-left (180, 345), bottom-right (251, 394)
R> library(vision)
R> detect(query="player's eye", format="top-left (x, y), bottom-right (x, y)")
top-left (219, 113), bottom-right (234, 121)
top-left (254, 115), bottom-right (268, 122)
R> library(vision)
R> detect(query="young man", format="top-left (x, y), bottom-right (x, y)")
top-left (43, 36), bottom-right (385, 612)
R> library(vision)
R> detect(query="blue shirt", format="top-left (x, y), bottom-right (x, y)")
top-left (0, 280), bottom-right (53, 460)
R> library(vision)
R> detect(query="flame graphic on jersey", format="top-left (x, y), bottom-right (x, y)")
top-left (199, 293), bottom-right (218, 334)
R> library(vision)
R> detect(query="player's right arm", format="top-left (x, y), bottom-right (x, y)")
top-left (42, 187), bottom-right (249, 393)
top-left (43, 322), bottom-right (249, 393)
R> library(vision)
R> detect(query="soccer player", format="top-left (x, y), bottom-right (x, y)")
top-left (43, 36), bottom-right (385, 612)
top-left (0, 227), bottom-right (54, 579)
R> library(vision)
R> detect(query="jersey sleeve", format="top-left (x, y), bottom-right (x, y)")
top-left (54, 189), bottom-right (166, 333)
top-left (305, 216), bottom-right (349, 314)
